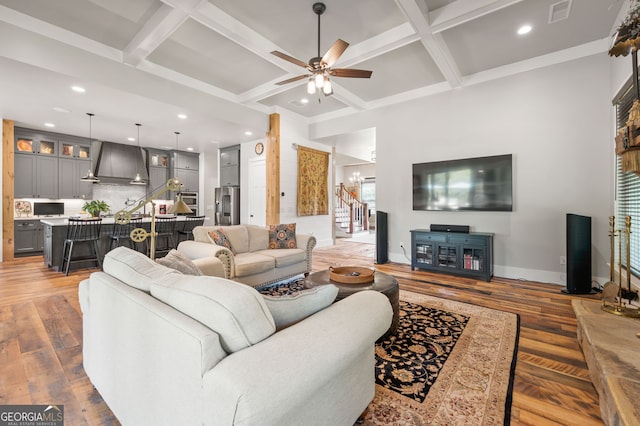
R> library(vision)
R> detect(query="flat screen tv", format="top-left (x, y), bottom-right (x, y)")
top-left (413, 154), bottom-right (513, 212)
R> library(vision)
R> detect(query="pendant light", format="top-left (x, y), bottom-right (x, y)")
top-left (129, 123), bottom-right (148, 185)
top-left (80, 113), bottom-right (100, 182)
top-left (168, 131), bottom-right (193, 215)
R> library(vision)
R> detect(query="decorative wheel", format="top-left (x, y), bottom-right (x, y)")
top-left (166, 178), bottom-right (182, 192)
top-left (114, 210), bottom-right (132, 224)
top-left (130, 228), bottom-right (149, 242)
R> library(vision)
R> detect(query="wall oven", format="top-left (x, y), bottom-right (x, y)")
top-left (180, 191), bottom-right (198, 215)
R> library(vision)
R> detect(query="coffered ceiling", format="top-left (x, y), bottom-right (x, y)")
top-left (0, 0), bottom-right (625, 153)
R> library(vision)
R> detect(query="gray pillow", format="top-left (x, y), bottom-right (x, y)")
top-left (156, 249), bottom-right (203, 276)
top-left (262, 284), bottom-right (339, 330)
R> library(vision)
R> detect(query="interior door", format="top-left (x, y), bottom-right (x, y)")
top-left (248, 158), bottom-right (266, 226)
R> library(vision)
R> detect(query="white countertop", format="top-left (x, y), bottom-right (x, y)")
top-left (39, 215), bottom-right (196, 226)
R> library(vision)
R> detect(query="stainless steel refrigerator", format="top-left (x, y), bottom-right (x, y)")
top-left (215, 186), bottom-right (240, 225)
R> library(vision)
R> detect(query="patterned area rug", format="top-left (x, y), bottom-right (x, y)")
top-left (258, 279), bottom-right (519, 426)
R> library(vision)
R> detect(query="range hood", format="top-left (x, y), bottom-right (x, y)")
top-left (94, 141), bottom-right (149, 183)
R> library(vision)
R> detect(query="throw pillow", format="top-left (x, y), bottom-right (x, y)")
top-left (156, 249), bottom-right (203, 276)
top-left (207, 228), bottom-right (236, 254)
top-left (150, 276), bottom-right (276, 353)
top-left (268, 223), bottom-right (297, 249)
top-left (262, 284), bottom-right (338, 330)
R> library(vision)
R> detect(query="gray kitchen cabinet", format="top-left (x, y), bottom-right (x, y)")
top-left (175, 168), bottom-right (199, 192)
top-left (171, 151), bottom-right (199, 194)
top-left (173, 151), bottom-right (199, 170)
top-left (149, 166), bottom-right (169, 199)
top-left (60, 139), bottom-right (91, 159)
top-left (220, 165), bottom-right (240, 186)
top-left (14, 219), bottom-right (43, 255)
top-left (219, 145), bottom-right (240, 186)
top-left (15, 153), bottom-right (59, 198)
top-left (59, 157), bottom-right (92, 199)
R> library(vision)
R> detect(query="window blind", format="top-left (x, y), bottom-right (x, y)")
top-left (616, 85), bottom-right (640, 276)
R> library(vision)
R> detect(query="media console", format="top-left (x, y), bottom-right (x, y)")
top-left (410, 229), bottom-right (494, 282)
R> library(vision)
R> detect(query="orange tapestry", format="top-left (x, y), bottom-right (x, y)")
top-left (297, 145), bottom-right (329, 216)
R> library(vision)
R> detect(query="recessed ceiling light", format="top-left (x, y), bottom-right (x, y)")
top-left (244, 131), bottom-right (253, 136)
top-left (300, 98), bottom-right (309, 104)
top-left (186, 147), bottom-right (194, 151)
top-left (177, 114), bottom-right (187, 119)
top-left (44, 123), bottom-right (55, 128)
top-left (53, 106), bottom-right (71, 113)
top-left (71, 86), bottom-right (86, 93)
top-left (517, 25), bottom-right (532, 35)
top-left (128, 137), bottom-right (135, 142)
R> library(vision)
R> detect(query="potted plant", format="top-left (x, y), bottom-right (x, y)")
top-left (82, 200), bottom-right (110, 217)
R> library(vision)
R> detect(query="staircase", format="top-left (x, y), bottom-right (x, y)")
top-left (335, 183), bottom-right (368, 236)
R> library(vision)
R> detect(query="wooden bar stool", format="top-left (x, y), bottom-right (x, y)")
top-left (108, 217), bottom-right (144, 253)
top-left (60, 217), bottom-right (103, 276)
top-left (153, 216), bottom-right (177, 258)
top-left (177, 215), bottom-right (205, 244)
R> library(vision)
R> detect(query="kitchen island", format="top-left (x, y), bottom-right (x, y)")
top-left (41, 215), bottom-right (199, 272)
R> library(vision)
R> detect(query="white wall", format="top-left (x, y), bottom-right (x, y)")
top-left (0, 117), bottom-right (3, 262)
top-left (311, 54), bottom-right (615, 285)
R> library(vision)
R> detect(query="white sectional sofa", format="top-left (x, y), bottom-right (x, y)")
top-left (177, 224), bottom-right (316, 287)
top-left (80, 247), bottom-right (392, 426)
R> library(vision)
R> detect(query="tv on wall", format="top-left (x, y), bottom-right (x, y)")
top-left (413, 154), bottom-right (513, 212)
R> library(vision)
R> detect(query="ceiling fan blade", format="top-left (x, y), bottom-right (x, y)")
top-left (329, 68), bottom-right (373, 79)
top-left (321, 39), bottom-right (349, 68)
top-left (274, 74), bottom-right (310, 85)
top-left (271, 51), bottom-right (309, 69)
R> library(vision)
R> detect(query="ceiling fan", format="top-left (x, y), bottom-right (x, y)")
top-left (270, 2), bottom-right (372, 96)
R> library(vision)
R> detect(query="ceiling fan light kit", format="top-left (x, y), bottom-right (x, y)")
top-left (271, 2), bottom-right (372, 98)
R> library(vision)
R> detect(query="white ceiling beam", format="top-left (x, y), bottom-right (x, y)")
top-left (124, 0), bottom-right (208, 67)
top-left (182, 1), bottom-right (305, 75)
top-left (335, 22), bottom-right (419, 67)
top-left (329, 82), bottom-right (369, 111)
top-left (0, 5), bottom-right (122, 62)
top-left (395, 0), bottom-right (462, 88)
top-left (429, 0), bottom-right (526, 34)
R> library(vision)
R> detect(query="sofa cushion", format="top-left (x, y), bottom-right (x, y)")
top-left (247, 224), bottom-right (269, 252)
top-left (156, 249), bottom-right (203, 276)
top-left (262, 284), bottom-right (339, 329)
top-left (220, 225), bottom-right (250, 253)
top-left (254, 249), bottom-right (306, 268)
top-left (103, 246), bottom-right (182, 292)
top-left (207, 229), bottom-right (236, 254)
top-left (268, 223), bottom-right (297, 249)
top-left (234, 253), bottom-right (275, 277)
top-left (150, 275), bottom-right (276, 353)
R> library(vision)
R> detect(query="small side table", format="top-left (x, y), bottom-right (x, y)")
top-left (304, 269), bottom-right (399, 338)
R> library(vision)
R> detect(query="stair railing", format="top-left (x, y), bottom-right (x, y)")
top-left (335, 183), bottom-right (368, 233)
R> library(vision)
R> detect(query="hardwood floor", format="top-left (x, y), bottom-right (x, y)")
top-left (0, 241), bottom-right (603, 425)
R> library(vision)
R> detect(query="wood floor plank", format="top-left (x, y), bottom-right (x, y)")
top-left (0, 241), bottom-right (606, 425)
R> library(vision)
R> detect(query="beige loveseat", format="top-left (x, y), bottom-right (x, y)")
top-left (80, 247), bottom-right (392, 425)
top-left (177, 224), bottom-right (316, 287)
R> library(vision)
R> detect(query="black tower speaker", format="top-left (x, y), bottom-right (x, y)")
top-left (376, 211), bottom-right (388, 264)
top-left (563, 213), bottom-right (595, 294)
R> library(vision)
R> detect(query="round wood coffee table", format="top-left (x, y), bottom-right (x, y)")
top-left (304, 269), bottom-right (399, 338)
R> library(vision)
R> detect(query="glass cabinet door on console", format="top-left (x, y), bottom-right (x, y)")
top-left (414, 243), bottom-right (434, 266)
top-left (437, 245), bottom-right (457, 269)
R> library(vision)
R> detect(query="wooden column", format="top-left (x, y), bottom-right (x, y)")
top-left (2, 119), bottom-right (15, 261)
top-left (266, 113), bottom-right (280, 225)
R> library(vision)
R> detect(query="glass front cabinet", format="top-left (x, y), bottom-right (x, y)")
top-left (410, 229), bottom-right (493, 281)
